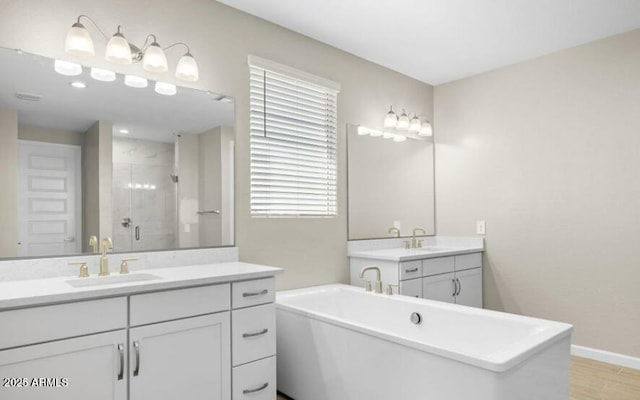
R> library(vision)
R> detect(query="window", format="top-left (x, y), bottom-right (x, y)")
top-left (249, 56), bottom-right (340, 217)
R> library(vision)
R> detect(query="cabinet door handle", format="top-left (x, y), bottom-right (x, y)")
top-left (242, 289), bottom-right (268, 298)
top-left (133, 340), bottom-right (141, 377)
top-left (243, 382), bottom-right (269, 394)
top-left (135, 226), bottom-right (140, 241)
top-left (452, 279), bottom-right (458, 297)
top-left (117, 343), bottom-right (124, 380)
top-left (242, 328), bottom-right (269, 338)
top-left (405, 268), bottom-right (418, 273)
top-left (456, 278), bottom-right (462, 296)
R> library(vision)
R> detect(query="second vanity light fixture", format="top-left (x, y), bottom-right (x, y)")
top-left (60, 14), bottom-right (199, 95)
top-left (384, 106), bottom-right (433, 137)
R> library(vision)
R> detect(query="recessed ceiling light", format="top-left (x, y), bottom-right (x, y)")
top-left (70, 81), bottom-right (87, 89)
top-left (119, 129), bottom-right (129, 134)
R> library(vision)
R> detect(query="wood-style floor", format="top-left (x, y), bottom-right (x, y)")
top-left (276, 356), bottom-right (640, 400)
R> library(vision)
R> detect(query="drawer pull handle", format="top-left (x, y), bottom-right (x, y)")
top-left (133, 340), bottom-right (141, 377)
top-left (242, 289), bottom-right (268, 298)
top-left (405, 268), bottom-right (419, 273)
top-left (117, 343), bottom-right (124, 380)
top-left (242, 328), bottom-right (269, 338)
top-left (243, 382), bottom-right (269, 394)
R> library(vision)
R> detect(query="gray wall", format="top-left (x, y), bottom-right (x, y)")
top-left (0, 108), bottom-right (18, 256)
top-left (434, 29), bottom-right (640, 357)
top-left (0, 0), bottom-right (433, 289)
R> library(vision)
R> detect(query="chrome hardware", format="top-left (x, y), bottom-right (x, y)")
top-left (405, 267), bottom-right (418, 273)
top-left (117, 344), bottom-right (124, 380)
top-left (196, 210), bottom-right (220, 215)
top-left (359, 266), bottom-right (383, 293)
top-left (120, 258), bottom-right (138, 274)
top-left (99, 237), bottom-right (113, 276)
top-left (410, 312), bottom-right (422, 325)
top-left (242, 289), bottom-right (268, 298)
top-left (69, 262), bottom-right (89, 278)
top-left (411, 227), bottom-right (426, 248)
top-left (135, 226), bottom-right (140, 241)
top-left (386, 284), bottom-right (398, 295)
top-left (452, 279), bottom-right (458, 297)
top-left (243, 382), bottom-right (269, 395)
top-left (388, 227), bottom-right (401, 237)
top-left (361, 279), bottom-right (372, 292)
top-left (88, 235), bottom-right (98, 253)
top-left (133, 340), bottom-right (140, 376)
top-left (121, 217), bottom-right (132, 228)
top-left (242, 328), bottom-right (269, 338)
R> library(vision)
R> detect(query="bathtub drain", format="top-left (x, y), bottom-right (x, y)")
top-left (410, 312), bottom-right (422, 325)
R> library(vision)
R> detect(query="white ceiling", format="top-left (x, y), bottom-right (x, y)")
top-left (218, 0), bottom-right (640, 85)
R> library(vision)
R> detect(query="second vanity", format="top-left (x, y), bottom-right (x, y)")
top-left (0, 261), bottom-right (282, 400)
top-left (348, 237), bottom-right (484, 308)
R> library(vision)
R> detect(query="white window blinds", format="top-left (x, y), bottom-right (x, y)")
top-left (249, 56), bottom-right (340, 217)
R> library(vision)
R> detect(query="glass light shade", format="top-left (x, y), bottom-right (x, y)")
top-left (384, 107), bottom-right (397, 128)
top-left (369, 130), bottom-right (383, 137)
top-left (175, 53), bottom-right (199, 82)
top-left (419, 121), bottom-right (433, 137)
top-left (393, 134), bottom-right (407, 142)
top-left (54, 59), bottom-right (82, 76)
top-left (70, 81), bottom-right (87, 89)
top-left (90, 67), bottom-right (116, 82)
top-left (65, 23), bottom-right (95, 56)
top-left (142, 43), bottom-right (168, 73)
top-left (105, 33), bottom-right (132, 64)
top-left (124, 75), bottom-right (148, 88)
top-left (383, 131), bottom-right (395, 139)
top-left (397, 110), bottom-right (410, 131)
top-left (409, 116), bottom-right (421, 133)
top-left (357, 126), bottom-right (369, 135)
top-left (155, 81), bottom-right (177, 96)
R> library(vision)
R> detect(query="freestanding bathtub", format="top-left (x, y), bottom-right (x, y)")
top-left (276, 284), bottom-right (573, 400)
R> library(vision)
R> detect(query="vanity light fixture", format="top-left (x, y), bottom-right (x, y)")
top-left (384, 106), bottom-right (434, 137)
top-left (119, 129), bottom-right (130, 134)
top-left (384, 106), bottom-right (398, 128)
top-left (396, 109), bottom-right (410, 131)
top-left (408, 114), bottom-right (422, 133)
top-left (64, 15), bottom-right (199, 82)
top-left (419, 120), bottom-right (433, 137)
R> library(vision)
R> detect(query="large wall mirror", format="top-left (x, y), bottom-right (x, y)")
top-left (0, 47), bottom-right (235, 259)
top-left (347, 123), bottom-right (435, 240)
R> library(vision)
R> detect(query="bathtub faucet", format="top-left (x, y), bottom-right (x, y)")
top-left (360, 266), bottom-right (383, 294)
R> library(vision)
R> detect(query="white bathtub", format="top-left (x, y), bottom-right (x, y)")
top-left (276, 284), bottom-right (573, 400)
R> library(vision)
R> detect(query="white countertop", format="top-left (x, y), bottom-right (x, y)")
top-left (349, 245), bottom-right (483, 262)
top-left (0, 262), bottom-right (283, 310)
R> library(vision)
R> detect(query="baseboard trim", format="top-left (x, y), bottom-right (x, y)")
top-left (571, 345), bottom-right (640, 370)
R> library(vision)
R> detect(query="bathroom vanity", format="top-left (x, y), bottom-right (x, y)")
top-left (0, 262), bottom-right (281, 400)
top-left (348, 237), bottom-right (484, 308)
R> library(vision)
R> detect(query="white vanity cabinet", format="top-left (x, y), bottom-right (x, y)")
top-left (350, 252), bottom-right (483, 308)
top-left (0, 275), bottom-right (279, 400)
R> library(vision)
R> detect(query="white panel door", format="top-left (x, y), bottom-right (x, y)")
top-left (18, 141), bottom-right (81, 256)
top-left (0, 330), bottom-right (126, 400)
top-left (422, 272), bottom-right (456, 304)
top-left (455, 267), bottom-right (483, 308)
top-left (129, 313), bottom-right (231, 400)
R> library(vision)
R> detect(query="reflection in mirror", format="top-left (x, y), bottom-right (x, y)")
top-left (0, 47), bottom-right (235, 259)
top-left (346, 123), bottom-right (435, 240)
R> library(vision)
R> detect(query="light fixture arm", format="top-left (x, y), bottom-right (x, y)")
top-left (75, 14), bottom-right (110, 41)
top-left (163, 42), bottom-right (191, 55)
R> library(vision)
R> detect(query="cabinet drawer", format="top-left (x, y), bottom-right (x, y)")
top-left (455, 253), bottom-right (483, 271)
top-left (399, 260), bottom-right (422, 280)
top-left (399, 278), bottom-right (422, 298)
top-left (232, 278), bottom-right (275, 309)
top-left (130, 284), bottom-right (230, 326)
top-left (233, 356), bottom-right (276, 400)
top-left (232, 303), bottom-right (276, 366)
top-left (0, 297), bottom-right (126, 349)
top-left (422, 256), bottom-right (454, 276)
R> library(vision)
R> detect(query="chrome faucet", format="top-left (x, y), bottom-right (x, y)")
top-left (99, 237), bottom-right (113, 276)
top-left (411, 227), bottom-right (426, 248)
top-left (388, 227), bottom-right (401, 237)
top-left (359, 266), bottom-right (383, 294)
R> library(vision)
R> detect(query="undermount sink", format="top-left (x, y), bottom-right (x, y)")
top-left (66, 273), bottom-right (161, 288)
